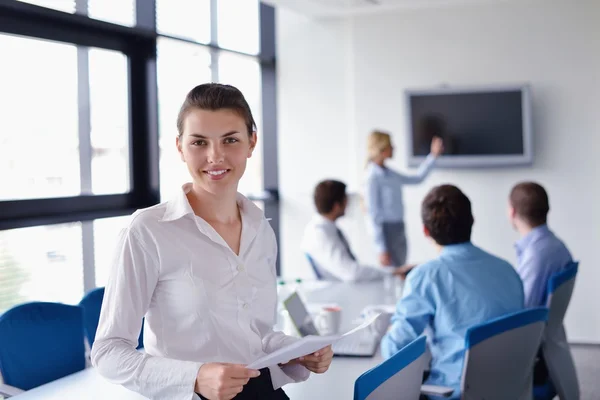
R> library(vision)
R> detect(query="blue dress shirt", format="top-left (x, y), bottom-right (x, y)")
top-left (364, 154), bottom-right (436, 252)
top-left (381, 242), bottom-right (524, 399)
top-left (515, 224), bottom-right (572, 308)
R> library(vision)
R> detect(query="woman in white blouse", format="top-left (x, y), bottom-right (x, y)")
top-left (91, 83), bottom-right (333, 400)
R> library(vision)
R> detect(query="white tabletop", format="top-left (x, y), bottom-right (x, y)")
top-left (13, 280), bottom-right (402, 400)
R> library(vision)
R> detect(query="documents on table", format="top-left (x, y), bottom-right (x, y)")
top-left (247, 313), bottom-right (381, 370)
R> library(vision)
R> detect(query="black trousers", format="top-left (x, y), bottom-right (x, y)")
top-left (198, 368), bottom-right (289, 400)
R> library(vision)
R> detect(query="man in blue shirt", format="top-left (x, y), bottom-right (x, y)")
top-left (381, 185), bottom-right (524, 399)
top-left (508, 182), bottom-right (578, 395)
top-left (508, 181), bottom-right (573, 308)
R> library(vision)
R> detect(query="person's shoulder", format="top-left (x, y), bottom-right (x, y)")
top-left (408, 258), bottom-right (444, 282)
top-left (125, 202), bottom-right (170, 237)
top-left (474, 246), bottom-right (514, 269)
top-left (302, 217), bottom-right (334, 244)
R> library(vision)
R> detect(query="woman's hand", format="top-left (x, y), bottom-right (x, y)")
top-left (430, 136), bottom-right (444, 157)
top-left (195, 363), bottom-right (260, 400)
top-left (282, 345), bottom-right (334, 374)
top-left (379, 252), bottom-right (392, 266)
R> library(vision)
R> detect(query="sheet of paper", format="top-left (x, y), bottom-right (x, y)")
top-left (247, 313), bottom-right (381, 370)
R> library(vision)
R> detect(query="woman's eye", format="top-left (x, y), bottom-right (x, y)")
top-left (192, 140), bottom-right (207, 146)
top-left (224, 138), bottom-right (239, 144)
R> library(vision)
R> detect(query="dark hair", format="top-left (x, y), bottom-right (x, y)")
top-left (314, 180), bottom-right (347, 214)
top-left (509, 182), bottom-right (549, 227)
top-left (176, 83), bottom-right (256, 138)
top-left (421, 184), bottom-right (473, 245)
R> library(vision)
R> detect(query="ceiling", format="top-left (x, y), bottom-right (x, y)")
top-left (261, 0), bottom-right (513, 16)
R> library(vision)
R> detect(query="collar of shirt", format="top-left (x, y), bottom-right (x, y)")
top-left (440, 241), bottom-right (475, 257)
top-left (313, 214), bottom-right (337, 228)
top-left (159, 183), bottom-right (265, 253)
top-left (514, 224), bottom-right (551, 257)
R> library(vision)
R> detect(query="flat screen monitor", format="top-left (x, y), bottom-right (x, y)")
top-left (406, 85), bottom-right (533, 168)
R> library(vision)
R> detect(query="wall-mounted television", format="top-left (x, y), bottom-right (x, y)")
top-left (405, 85), bottom-right (533, 168)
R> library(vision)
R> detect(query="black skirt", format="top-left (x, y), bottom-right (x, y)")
top-left (198, 368), bottom-right (289, 400)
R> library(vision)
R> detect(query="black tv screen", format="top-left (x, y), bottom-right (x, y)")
top-left (406, 86), bottom-right (532, 167)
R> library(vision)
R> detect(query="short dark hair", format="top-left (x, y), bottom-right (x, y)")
top-left (176, 83), bottom-right (256, 138)
top-left (421, 185), bottom-right (473, 245)
top-left (314, 180), bottom-right (347, 214)
top-left (509, 182), bottom-right (549, 227)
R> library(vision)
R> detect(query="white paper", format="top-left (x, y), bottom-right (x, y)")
top-left (247, 313), bottom-right (381, 370)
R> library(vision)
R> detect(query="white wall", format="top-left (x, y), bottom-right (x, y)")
top-left (277, 0), bottom-right (600, 343)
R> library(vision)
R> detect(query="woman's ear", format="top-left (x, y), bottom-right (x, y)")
top-left (248, 132), bottom-right (258, 158)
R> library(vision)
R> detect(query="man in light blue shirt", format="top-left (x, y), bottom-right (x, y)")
top-left (508, 181), bottom-right (573, 308)
top-left (381, 185), bottom-right (524, 399)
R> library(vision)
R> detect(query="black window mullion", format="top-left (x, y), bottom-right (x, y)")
top-left (128, 39), bottom-right (160, 208)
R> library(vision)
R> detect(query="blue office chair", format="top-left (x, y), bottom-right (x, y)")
top-left (79, 287), bottom-right (105, 346)
top-left (534, 261), bottom-right (579, 400)
top-left (0, 302), bottom-right (86, 391)
top-left (354, 336), bottom-right (428, 400)
top-left (78, 287), bottom-right (144, 349)
top-left (459, 307), bottom-right (548, 400)
top-left (305, 253), bottom-right (323, 280)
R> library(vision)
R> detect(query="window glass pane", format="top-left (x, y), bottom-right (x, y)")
top-left (93, 215), bottom-right (130, 287)
top-left (17, 0), bottom-right (75, 13)
top-left (0, 223), bottom-right (83, 314)
top-left (218, 52), bottom-right (263, 195)
top-left (0, 34), bottom-right (80, 201)
top-left (217, 0), bottom-right (260, 55)
top-left (157, 0), bottom-right (211, 44)
top-left (157, 38), bottom-right (212, 200)
top-left (88, 0), bottom-right (136, 27)
top-left (89, 48), bottom-right (131, 195)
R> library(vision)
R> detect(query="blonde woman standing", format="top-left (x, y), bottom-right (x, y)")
top-left (364, 131), bottom-right (443, 267)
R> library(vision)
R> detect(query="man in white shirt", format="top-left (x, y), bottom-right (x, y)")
top-left (301, 180), bottom-right (409, 282)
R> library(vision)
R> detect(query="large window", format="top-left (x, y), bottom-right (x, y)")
top-left (0, 0), bottom-right (275, 313)
top-left (0, 34), bottom-right (131, 201)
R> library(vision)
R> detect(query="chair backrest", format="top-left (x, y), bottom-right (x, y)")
top-left (354, 336), bottom-right (427, 400)
top-left (461, 308), bottom-right (549, 400)
top-left (78, 287), bottom-right (144, 349)
top-left (0, 302), bottom-right (86, 390)
top-left (305, 253), bottom-right (323, 280)
top-left (545, 261), bottom-right (578, 335)
top-left (79, 287), bottom-right (105, 346)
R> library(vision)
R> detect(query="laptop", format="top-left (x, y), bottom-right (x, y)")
top-left (283, 291), bottom-right (381, 357)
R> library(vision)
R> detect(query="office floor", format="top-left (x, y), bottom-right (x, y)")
top-left (572, 344), bottom-right (600, 400)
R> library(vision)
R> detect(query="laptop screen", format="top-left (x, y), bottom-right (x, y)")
top-left (283, 292), bottom-right (320, 336)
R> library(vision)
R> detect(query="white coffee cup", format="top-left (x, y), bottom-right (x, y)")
top-left (314, 306), bottom-right (342, 335)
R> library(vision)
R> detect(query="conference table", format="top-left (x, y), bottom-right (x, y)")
top-left (13, 279), bottom-right (403, 400)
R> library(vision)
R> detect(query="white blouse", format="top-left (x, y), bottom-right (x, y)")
top-left (91, 183), bottom-right (309, 400)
